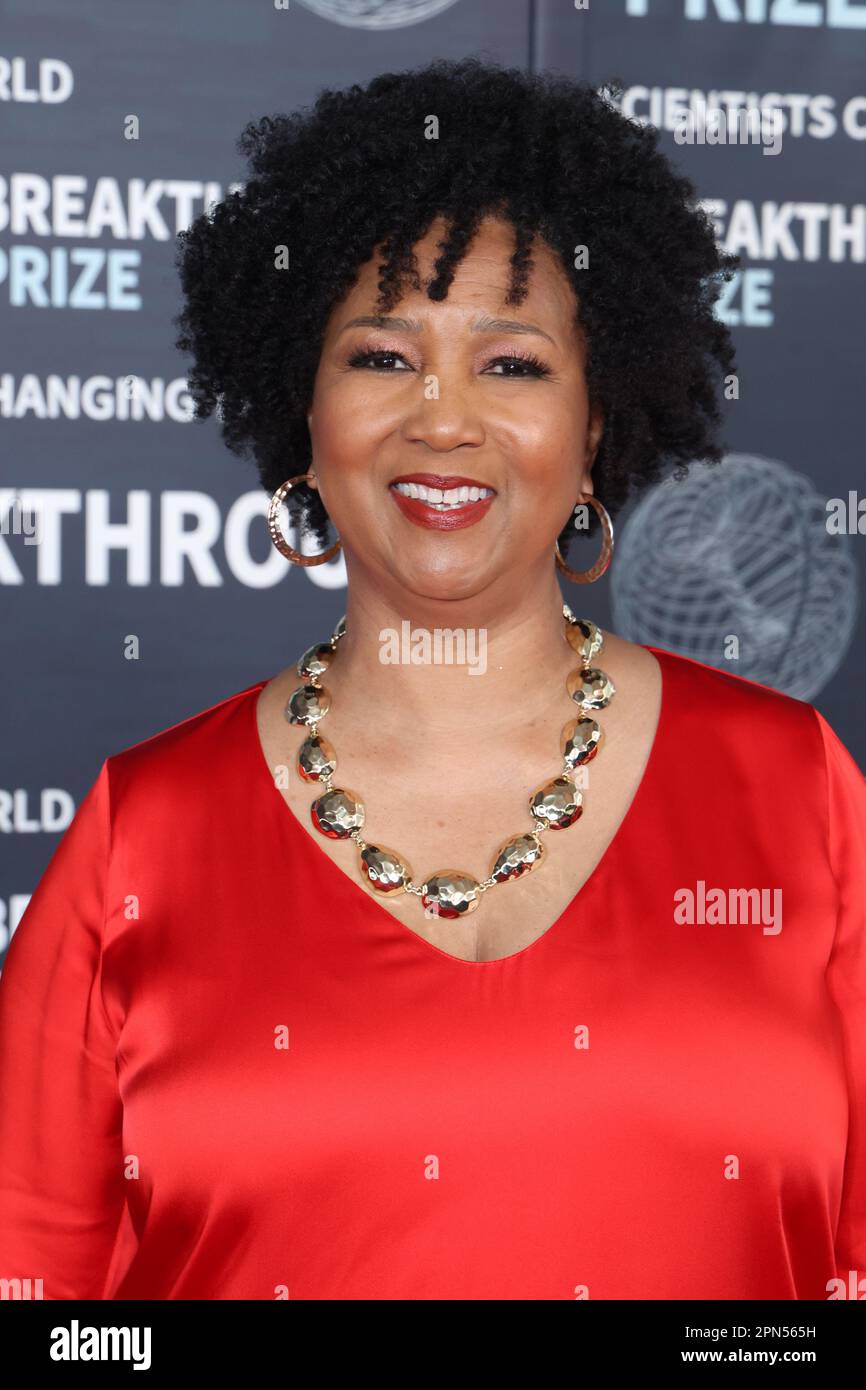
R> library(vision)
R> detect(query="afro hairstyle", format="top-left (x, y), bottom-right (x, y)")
top-left (174, 56), bottom-right (739, 556)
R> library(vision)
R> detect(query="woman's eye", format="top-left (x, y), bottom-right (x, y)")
top-left (347, 349), bottom-right (411, 371)
top-left (346, 349), bottom-right (551, 378)
top-left (485, 354), bottom-right (551, 378)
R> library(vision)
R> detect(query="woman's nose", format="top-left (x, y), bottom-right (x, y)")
top-left (400, 368), bottom-right (486, 450)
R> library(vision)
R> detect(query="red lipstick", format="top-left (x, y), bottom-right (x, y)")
top-left (390, 473), bottom-right (493, 489)
top-left (388, 473), bottom-right (497, 532)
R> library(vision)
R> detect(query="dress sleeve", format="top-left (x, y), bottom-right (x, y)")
top-left (816, 709), bottom-right (866, 1284)
top-left (0, 758), bottom-right (126, 1299)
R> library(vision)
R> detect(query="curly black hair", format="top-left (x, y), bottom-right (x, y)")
top-left (174, 56), bottom-right (738, 556)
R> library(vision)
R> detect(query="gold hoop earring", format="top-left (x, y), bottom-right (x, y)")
top-left (267, 474), bottom-right (342, 566)
top-left (554, 492), bottom-right (614, 584)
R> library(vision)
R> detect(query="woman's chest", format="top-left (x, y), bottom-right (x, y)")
top-left (268, 724), bottom-right (659, 963)
top-left (116, 930), bottom-right (847, 1241)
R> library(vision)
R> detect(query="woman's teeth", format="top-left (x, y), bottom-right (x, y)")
top-left (391, 481), bottom-right (494, 509)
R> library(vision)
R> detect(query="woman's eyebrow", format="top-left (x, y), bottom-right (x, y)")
top-left (338, 313), bottom-right (556, 344)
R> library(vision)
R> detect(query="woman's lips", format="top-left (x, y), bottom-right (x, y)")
top-left (389, 488), bottom-right (495, 530)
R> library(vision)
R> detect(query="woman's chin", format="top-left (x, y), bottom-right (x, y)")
top-left (381, 552), bottom-right (500, 605)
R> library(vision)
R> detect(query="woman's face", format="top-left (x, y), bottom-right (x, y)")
top-left (306, 214), bottom-right (603, 603)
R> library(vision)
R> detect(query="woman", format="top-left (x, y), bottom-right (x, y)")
top-left (1, 58), bottom-right (864, 1302)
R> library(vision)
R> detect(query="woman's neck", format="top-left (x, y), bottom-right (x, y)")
top-left (319, 569), bottom-right (582, 740)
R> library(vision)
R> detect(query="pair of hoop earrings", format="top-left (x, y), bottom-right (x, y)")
top-left (266, 472), bottom-right (614, 584)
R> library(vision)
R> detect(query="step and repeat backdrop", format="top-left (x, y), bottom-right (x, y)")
top-left (2, 0), bottom-right (864, 966)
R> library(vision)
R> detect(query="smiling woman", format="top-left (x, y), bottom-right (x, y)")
top-left (1, 56), bottom-right (865, 1304)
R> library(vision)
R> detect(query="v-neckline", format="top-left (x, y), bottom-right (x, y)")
top-left (247, 645), bottom-right (671, 968)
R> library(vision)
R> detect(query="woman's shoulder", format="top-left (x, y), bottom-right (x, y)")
top-left (601, 628), bottom-right (818, 740)
top-left (102, 676), bottom-right (269, 799)
top-left (638, 638), bottom-right (863, 787)
top-left (644, 639), bottom-right (818, 725)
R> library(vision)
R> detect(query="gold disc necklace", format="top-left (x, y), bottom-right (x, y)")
top-left (284, 603), bottom-right (615, 919)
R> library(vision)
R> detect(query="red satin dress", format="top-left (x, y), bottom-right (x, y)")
top-left (1, 645), bottom-right (865, 1301)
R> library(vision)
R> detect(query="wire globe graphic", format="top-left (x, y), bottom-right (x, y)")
top-left (296, 0), bottom-right (460, 27)
top-left (610, 454), bottom-right (859, 700)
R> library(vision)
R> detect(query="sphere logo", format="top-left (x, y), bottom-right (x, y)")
top-left (611, 454), bottom-right (859, 700)
top-left (296, 0), bottom-right (460, 29)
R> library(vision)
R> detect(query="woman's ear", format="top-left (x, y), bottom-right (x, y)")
top-left (305, 405), bottom-right (317, 490)
top-left (587, 404), bottom-right (605, 468)
top-left (575, 408), bottom-right (605, 496)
